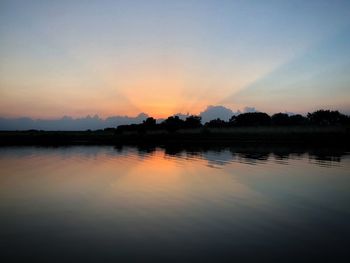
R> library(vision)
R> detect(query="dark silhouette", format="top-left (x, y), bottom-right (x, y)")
top-left (204, 118), bottom-right (227, 128)
top-left (184, 115), bottom-right (202, 128)
top-left (159, 115), bottom-right (202, 131)
top-left (307, 110), bottom-right (349, 126)
top-left (271, 113), bottom-right (290, 126)
top-left (289, 114), bottom-right (308, 125)
top-left (1, 109), bottom-right (349, 146)
top-left (140, 117), bottom-right (157, 133)
top-left (143, 117), bottom-right (157, 126)
top-left (229, 112), bottom-right (271, 126)
top-left (161, 116), bottom-right (185, 132)
top-left (2, 107), bottom-right (349, 131)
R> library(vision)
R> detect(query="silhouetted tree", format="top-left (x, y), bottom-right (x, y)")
top-left (229, 112), bottom-right (271, 126)
top-left (161, 116), bottom-right (185, 131)
top-left (115, 109), bottom-right (349, 134)
top-left (271, 113), bottom-right (290, 126)
top-left (143, 117), bottom-right (156, 127)
top-left (104, 127), bottom-right (116, 132)
top-left (184, 115), bottom-right (202, 128)
top-left (307, 110), bottom-right (348, 126)
top-left (289, 114), bottom-right (308, 125)
top-left (116, 123), bottom-right (140, 134)
top-left (205, 118), bottom-right (227, 128)
top-left (134, 117), bottom-right (157, 133)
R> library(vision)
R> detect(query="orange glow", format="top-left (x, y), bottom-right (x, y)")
top-left (0, 147), bottom-right (262, 211)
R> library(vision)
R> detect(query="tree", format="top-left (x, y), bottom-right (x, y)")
top-left (271, 113), bottom-right (290, 126)
top-left (184, 115), bottom-right (202, 128)
top-left (230, 112), bottom-right (271, 126)
top-left (161, 116), bottom-right (185, 131)
top-left (205, 118), bottom-right (227, 128)
top-left (143, 117), bottom-right (156, 127)
top-left (307, 110), bottom-right (348, 126)
top-left (289, 114), bottom-right (308, 125)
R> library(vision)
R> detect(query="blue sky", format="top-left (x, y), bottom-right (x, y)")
top-left (0, 0), bottom-right (349, 118)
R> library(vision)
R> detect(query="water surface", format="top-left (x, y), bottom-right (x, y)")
top-left (1, 146), bottom-right (349, 262)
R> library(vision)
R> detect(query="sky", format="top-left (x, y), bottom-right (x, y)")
top-left (0, 0), bottom-right (349, 119)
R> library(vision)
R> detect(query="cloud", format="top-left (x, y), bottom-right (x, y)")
top-left (173, 113), bottom-right (191, 120)
top-left (0, 105), bottom-right (261, 130)
top-left (199, 105), bottom-right (238, 123)
top-left (243, 107), bottom-right (257, 113)
top-left (0, 113), bottom-right (149, 131)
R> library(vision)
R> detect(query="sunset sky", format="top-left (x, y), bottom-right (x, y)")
top-left (0, 0), bottom-right (349, 119)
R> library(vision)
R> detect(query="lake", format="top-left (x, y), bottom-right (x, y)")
top-left (1, 146), bottom-right (349, 262)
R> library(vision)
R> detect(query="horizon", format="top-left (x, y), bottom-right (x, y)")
top-left (1, 0), bottom-right (350, 119)
top-left (1, 105), bottom-right (350, 121)
top-left (1, 104), bottom-right (348, 131)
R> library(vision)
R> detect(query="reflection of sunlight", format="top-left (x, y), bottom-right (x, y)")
top-left (3, 147), bottom-right (349, 222)
top-left (96, 150), bottom-right (261, 210)
top-left (106, 150), bottom-right (194, 199)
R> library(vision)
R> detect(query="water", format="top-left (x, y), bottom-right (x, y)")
top-left (0, 146), bottom-right (349, 262)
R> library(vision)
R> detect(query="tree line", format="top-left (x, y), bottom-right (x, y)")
top-left (116, 110), bottom-right (350, 133)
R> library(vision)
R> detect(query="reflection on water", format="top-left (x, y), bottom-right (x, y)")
top-left (0, 146), bottom-right (349, 262)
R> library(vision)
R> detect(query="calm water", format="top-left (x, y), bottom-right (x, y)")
top-left (1, 146), bottom-right (350, 262)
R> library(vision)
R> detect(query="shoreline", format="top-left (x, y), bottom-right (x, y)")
top-left (1, 126), bottom-right (349, 147)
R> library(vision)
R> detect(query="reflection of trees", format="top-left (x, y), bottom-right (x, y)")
top-left (124, 145), bottom-right (347, 167)
top-left (137, 145), bottom-right (157, 156)
top-left (135, 143), bottom-right (346, 167)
